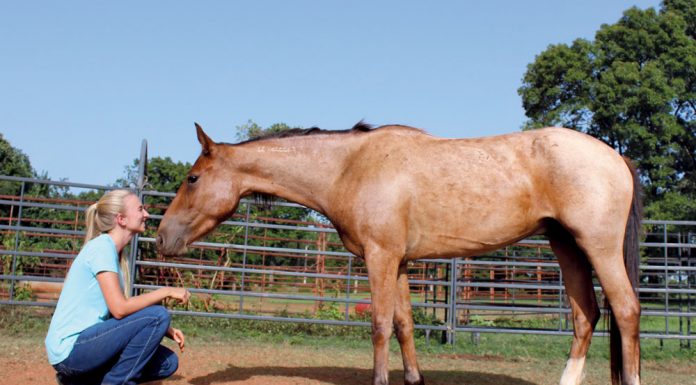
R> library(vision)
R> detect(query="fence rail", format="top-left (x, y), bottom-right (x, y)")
top-left (1, 142), bottom-right (694, 345)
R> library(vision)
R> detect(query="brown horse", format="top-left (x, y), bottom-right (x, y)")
top-left (157, 122), bottom-right (642, 385)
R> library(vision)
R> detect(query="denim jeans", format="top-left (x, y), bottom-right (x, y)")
top-left (53, 305), bottom-right (178, 385)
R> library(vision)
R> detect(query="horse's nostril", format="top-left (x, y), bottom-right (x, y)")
top-left (156, 234), bottom-right (164, 249)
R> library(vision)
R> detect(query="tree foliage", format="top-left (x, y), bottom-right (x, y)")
top-left (519, 1), bottom-right (696, 220)
top-left (235, 120), bottom-right (298, 142)
top-left (118, 156), bottom-right (191, 192)
top-left (0, 133), bottom-right (34, 197)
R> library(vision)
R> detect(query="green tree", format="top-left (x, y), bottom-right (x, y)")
top-left (0, 135), bottom-right (83, 277)
top-left (235, 120), bottom-right (299, 142)
top-left (0, 133), bottom-right (34, 196)
top-left (518, 1), bottom-right (695, 220)
top-left (118, 156), bottom-right (191, 193)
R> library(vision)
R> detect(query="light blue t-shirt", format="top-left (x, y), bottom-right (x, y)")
top-left (45, 234), bottom-right (122, 364)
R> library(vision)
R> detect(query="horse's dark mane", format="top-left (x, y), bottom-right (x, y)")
top-left (237, 121), bottom-right (374, 144)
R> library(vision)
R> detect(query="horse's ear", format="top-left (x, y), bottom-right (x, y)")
top-left (195, 123), bottom-right (214, 155)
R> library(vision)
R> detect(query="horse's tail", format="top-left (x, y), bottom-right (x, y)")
top-left (608, 157), bottom-right (643, 385)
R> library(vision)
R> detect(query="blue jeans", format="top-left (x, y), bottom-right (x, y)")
top-left (53, 305), bottom-right (178, 385)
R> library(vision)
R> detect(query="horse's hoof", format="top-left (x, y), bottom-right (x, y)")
top-left (405, 375), bottom-right (425, 385)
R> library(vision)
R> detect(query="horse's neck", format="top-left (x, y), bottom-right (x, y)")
top-left (231, 135), bottom-right (356, 213)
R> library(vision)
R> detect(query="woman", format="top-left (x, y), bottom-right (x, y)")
top-left (46, 189), bottom-right (191, 385)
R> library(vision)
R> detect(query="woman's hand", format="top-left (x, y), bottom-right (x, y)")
top-left (168, 287), bottom-right (191, 304)
top-left (167, 327), bottom-right (185, 353)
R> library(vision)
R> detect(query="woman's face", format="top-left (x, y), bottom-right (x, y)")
top-left (121, 194), bottom-right (150, 234)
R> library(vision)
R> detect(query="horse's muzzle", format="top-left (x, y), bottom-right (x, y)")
top-left (156, 229), bottom-right (187, 257)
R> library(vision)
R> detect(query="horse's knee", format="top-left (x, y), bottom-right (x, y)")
top-left (393, 318), bottom-right (414, 342)
top-left (372, 322), bottom-right (393, 346)
top-left (614, 300), bottom-right (641, 339)
top-left (574, 306), bottom-right (600, 340)
top-left (617, 298), bottom-right (641, 319)
top-left (613, 298), bottom-right (640, 323)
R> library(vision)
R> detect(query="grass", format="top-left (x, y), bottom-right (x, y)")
top-left (3, 305), bottom-right (695, 363)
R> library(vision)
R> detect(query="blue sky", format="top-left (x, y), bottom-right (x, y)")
top-left (1, 1), bottom-right (662, 186)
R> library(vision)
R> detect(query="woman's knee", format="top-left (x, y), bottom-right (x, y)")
top-left (153, 305), bottom-right (171, 321)
top-left (155, 345), bottom-right (179, 378)
top-left (135, 305), bottom-right (171, 335)
top-left (139, 305), bottom-right (170, 322)
top-left (152, 305), bottom-right (171, 333)
top-left (163, 349), bottom-right (179, 377)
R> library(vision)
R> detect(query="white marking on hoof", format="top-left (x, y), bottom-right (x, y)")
top-left (559, 357), bottom-right (586, 385)
top-left (626, 373), bottom-right (641, 385)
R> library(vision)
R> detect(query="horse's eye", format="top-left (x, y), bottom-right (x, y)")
top-left (187, 175), bottom-right (199, 184)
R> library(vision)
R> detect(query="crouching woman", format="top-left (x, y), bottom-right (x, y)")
top-left (46, 190), bottom-right (191, 385)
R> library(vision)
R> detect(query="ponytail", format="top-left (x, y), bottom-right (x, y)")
top-left (84, 203), bottom-right (100, 243)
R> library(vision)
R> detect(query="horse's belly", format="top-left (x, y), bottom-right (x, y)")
top-left (405, 217), bottom-right (544, 261)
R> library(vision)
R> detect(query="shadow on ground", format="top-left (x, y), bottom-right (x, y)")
top-left (188, 365), bottom-right (537, 385)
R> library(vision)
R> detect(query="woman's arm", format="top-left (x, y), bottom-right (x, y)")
top-left (96, 271), bottom-right (190, 319)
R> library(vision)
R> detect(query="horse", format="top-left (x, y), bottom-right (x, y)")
top-left (156, 122), bottom-right (642, 385)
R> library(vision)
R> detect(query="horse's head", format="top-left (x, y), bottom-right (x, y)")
top-left (156, 124), bottom-right (241, 256)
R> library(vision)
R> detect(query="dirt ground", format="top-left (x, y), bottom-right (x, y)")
top-left (4, 333), bottom-right (696, 385)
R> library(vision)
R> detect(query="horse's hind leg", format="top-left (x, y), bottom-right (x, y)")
top-left (394, 264), bottom-right (425, 385)
top-left (564, 223), bottom-right (640, 385)
top-left (583, 248), bottom-right (641, 385)
top-left (549, 231), bottom-right (600, 385)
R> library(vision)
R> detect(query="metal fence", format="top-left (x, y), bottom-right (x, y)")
top-left (1, 141), bottom-right (694, 345)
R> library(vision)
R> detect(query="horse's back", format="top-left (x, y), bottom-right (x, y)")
top-left (376, 126), bottom-right (631, 199)
top-left (363, 126), bottom-right (630, 200)
top-left (341, 126), bottom-right (634, 259)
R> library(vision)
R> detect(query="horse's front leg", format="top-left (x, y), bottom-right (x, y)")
top-left (366, 250), bottom-right (400, 385)
top-left (394, 263), bottom-right (425, 385)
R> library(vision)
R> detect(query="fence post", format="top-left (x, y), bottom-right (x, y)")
top-left (447, 258), bottom-right (458, 345)
top-left (8, 181), bottom-right (26, 302)
top-left (239, 203), bottom-right (251, 313)
top-left (663, 224), bottom-right (669, 346)
top-left (129, 139), bottom-right (147, 297)
top-left (558, 263), bottom-right (564, 332)
top-left (344, 251), bottom-right (353, 321)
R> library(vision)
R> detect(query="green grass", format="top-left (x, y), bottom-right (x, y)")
top-left (3, 305), bottom-right (694, 362)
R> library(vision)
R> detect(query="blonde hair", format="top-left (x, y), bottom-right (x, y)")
top-left (84, 189), bottom-right (136, 297)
